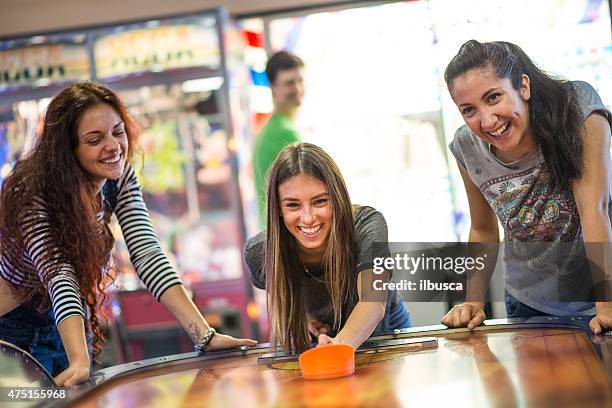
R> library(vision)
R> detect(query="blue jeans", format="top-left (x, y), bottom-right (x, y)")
top-left (0, 302), bottom-right (91, 377)
top-left (505, 291), bottom-right (549, 319)
top-left (373, 291), bottom-right (411, 335)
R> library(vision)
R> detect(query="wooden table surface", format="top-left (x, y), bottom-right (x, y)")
top-left (64, 322), bottom-right (612, 408)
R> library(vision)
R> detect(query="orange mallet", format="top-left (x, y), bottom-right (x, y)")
top-left (298, 343), bottom-right (355, 380)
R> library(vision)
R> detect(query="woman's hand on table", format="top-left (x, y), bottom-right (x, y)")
top-left (206, 332), bottom-right (257, 351)
top-left (590, 302), bottom-right (612, 335)
top-left (54, 361), bottom-right (90, 387)
top-left (441, 302), bottom-right (486, 330)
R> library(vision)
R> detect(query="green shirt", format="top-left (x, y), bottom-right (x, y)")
top-left (252, 113), bottom-right (300, 225)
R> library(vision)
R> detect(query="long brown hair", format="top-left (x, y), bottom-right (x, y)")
top-left (264, 142), bottom-right (356, 352)
top-left (0, 81), bottom-right (139, 357)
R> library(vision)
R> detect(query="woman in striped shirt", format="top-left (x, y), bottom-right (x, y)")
top-left (0, 81), bottom-right (255, 387)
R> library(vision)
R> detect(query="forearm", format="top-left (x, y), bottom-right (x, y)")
top-left (159, 284), bottom-right (211, 344)
top-left (335, 301), bottom-right (385, 349)
top-left (57, 315), bottom-right (89, 366)
top-left (581, 209), bottom-right (612, 308)
top-left (465, 227), bottom-right (499, 303)
top-left (581, 206), bottom-right (612, 242)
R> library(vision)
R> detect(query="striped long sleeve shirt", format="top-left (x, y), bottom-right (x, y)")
top-left (0, 164), bottom-right (182, 325)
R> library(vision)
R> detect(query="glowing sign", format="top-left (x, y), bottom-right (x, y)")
top-left (94, 25), bottom-right (221, 78)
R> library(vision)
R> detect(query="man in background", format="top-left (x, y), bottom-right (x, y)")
top-left (253, 51), bottom-right (305, 226)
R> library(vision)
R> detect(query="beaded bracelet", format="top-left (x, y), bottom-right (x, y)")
top-left (194, 327), bottom-right (216, 353)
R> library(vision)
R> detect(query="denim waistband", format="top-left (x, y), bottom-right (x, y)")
top-left (1, 301), bottom-right (55, 328)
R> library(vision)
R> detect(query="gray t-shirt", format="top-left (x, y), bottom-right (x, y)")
top-left (449, 81), bottom-right (612, 316)
top-left (244, 206), bottom-right (398, 331)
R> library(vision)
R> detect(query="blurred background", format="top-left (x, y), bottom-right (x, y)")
top-left (1, 0), bottom-right (610, 367)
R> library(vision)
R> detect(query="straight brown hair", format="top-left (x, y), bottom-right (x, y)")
top-left (264, 142), bottom-right (356, 352)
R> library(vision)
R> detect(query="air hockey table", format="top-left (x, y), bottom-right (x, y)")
top-left (4, 316), bottom-right (612, 407)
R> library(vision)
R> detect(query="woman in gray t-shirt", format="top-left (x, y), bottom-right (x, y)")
top-left (440, 40), bottom-right (612, 335)
top-left (244, 142), bottom-right (410, 353)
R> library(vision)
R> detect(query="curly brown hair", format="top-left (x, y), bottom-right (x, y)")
top-left (0, 81), bottom-right (140, 358)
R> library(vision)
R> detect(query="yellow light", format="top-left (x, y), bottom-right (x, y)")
top-left (246, 302), bottom-right (260, 320)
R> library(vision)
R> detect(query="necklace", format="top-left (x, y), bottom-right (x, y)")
top-left (488, 144), bottom-right (522, 166)
top-left (489, 142), bottom-right (538, 168)
top-left (489, 145), bottom-right (529, 168)
top-left (302, 261), bottom-right (329, 283)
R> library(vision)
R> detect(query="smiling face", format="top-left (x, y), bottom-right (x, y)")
top-left (450, 66), bottom-right (534, 162)
top-left (278, 172), bottom-right (332, 260)
top-left (74, 103), bottom-right (128, 190)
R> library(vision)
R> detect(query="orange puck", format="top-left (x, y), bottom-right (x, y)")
top-left (298, 343), bottom-right (355, 380)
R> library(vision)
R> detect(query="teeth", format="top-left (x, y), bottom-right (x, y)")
top-left (101, 155), bottom-right (121, 164)
top-left (488, 122), bottom-right (509, 138)
top-left (299, 225), bottom-right (321, 235)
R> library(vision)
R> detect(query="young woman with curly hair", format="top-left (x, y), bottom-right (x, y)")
top-left (0, 81), bottom-right (255, 386)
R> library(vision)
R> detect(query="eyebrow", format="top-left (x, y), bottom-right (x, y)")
top-left (80, 121), bottom-right (124, 138)
top-left (281, 192), bottom-right (329, 202)
top-left (457, 87), bottom-right (501, 108)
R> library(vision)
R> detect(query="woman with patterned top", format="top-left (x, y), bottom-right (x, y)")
top-left (440, 40), bottom-right (612, 334)
top-left (0, 82), bottom-right (255, 387)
